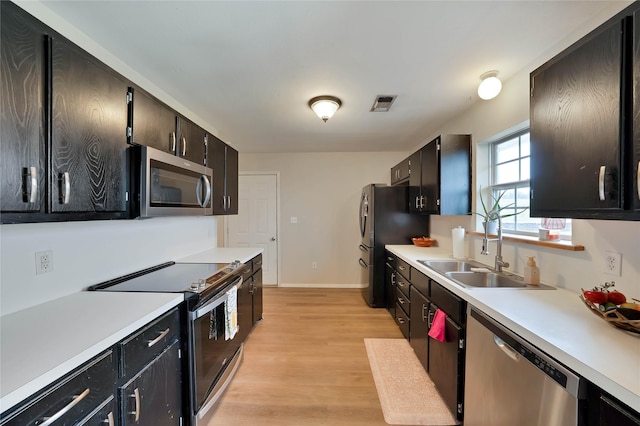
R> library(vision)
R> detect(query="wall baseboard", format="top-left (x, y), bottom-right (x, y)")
top-left (276, 283), bottom-right (366, 289)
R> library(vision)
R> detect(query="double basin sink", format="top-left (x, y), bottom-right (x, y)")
top-left (419, 260), bottom-right (555, 290)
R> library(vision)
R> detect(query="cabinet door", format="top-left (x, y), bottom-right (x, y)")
top-left (420, 139), bottom-right (439, 213)
top-left (390, 158), bottom-right (410, 185)
top-left (530, 21), bottom-right (624, 215)
top-left (120, 340), bottom-right (182, 426)
top-left (428, 313), bottom-right (464, 421)
top-left (408, 150), bottom-right (422, 213)
top-left (237, 272), bottom-right (253, 343)
top-left (51, 37), bottom-right (129, 214)
top-left (384, 263), bottom-right (396, 313)
top-left (130, 87), bottom-right (177, 155)
top-left (177, 116), bottom-right (206, 165)
top-left (225, 145), bottom-right (239, 214)
top-left (79, 396), bottom-right (115, 426)
top-left (409, 288), bottom-right (429, 372)
top-left (0, 2), bottom-right (45, 214)
top-left (208, 134), bottom-right (227, 214)
top-left (251, 269), bottom-right (263, 324)
top-left (634, 10), bottom-right (640, 213)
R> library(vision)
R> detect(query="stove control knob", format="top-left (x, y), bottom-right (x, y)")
top-left (190, 282), bottom-right (200, 291)
top-left (198, 279), bottom-right (206, 289)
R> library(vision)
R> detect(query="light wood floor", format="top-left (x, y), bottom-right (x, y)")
top-left (207, 287), bottom-right (404, 426)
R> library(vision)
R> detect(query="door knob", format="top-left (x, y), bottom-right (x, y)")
top-left (270, 237), bottom-right (276, 241)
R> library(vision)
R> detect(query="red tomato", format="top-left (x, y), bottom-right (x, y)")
top-left (583, 290), bottom-right (608, 304)
top-left (607, 291), bottom-right (626, 305)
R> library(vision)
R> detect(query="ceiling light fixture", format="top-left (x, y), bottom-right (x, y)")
top-left (477, 71), bottom-right (502, 100)
top-left (308, 95), bottom-right (342, 122)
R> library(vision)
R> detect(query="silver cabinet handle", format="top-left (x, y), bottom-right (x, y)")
top-left (181, 137), bottom-right (187, 156)
top-left (391, 272), bottom-right (396, 285)
top-left (420, 195), bottom-right (426, 209)
top-left (41, 388), bottom-right (90, 425)
top-left (196, 175), bottom-right (211, 207)
top-left (25, 166), bottom-right (38, 203)
top-left (170, 132), bottom-right (177, 153)
top-left (147, 327), bottom-right (170, 347)
top-left (493, 335), bottom-right (520, 362)
top-left (221, 196), bottom-right (227, 210)
top-left (270, 237), bottom-right (276, 241)
top-left (104, 411), bottom-right (114, 426)
top-left (396, 316), bottom-right (406, 324)
top-left (398, 265), bottom-right (406, 271)
top-left (130, 387), bottom-right (141, 422)
top-left (398, 296), bottom-right (406, 305)
top-left (598, 165), bottom-right (606, 201)
top-left (226, 195), bottom-right (231, 210)
top-left (415, 196), bottom-right (420, 209)
top-left (60, 172), bottom-right (70, 204)
top-left (422, 304), bottom-right (428, 322)
top-left (358, 258), bottom-right (368, 268)
top-left (637, 160), bottom-right (640, 201)
top-left (428, 309), bottom-right (435, 328)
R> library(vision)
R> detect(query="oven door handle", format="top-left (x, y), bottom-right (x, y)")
top-left (191, 276), bottom-right (243, 320)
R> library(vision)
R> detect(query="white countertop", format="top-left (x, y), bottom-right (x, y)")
top-left (386, 245), bottom-right (640, 410)
top-left (0, 292), bottom-right (183, 413)
top-left (176, 247), bottom-right (263, 264)
top-left (0, 246), bottom-right (263, 414)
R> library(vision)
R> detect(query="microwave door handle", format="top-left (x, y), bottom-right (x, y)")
top-left (196, 175), bottom-right (212, 207)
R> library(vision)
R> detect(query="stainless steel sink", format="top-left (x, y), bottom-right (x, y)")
top-left (418, 259), bottom-right (485, 273)
top-left (419, 259), bottom-right (555, 290)
top-left (445, 271), bottom-right (527, 288)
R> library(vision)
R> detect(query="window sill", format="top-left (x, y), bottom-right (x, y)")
top-left (466, 231), bottom-right (585, 251)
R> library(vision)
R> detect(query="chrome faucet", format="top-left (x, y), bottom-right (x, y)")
top-left (481, 212), bottom-right (509, 272)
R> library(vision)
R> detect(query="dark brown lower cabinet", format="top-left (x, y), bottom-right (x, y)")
top-left (119, 340), bottom-right (182, 426)
top-left (586, 382), bottom-right (640, 426)
top-left (409, 287), bottom-right (429, 372)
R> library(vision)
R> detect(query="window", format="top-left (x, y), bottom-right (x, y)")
top-left (489, 130), bottom-right (571, 237)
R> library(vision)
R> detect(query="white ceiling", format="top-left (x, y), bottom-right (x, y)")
top-left (38, 1), bottom-right (628, 154)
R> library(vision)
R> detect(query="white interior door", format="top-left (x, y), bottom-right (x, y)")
top-left (227, 174), bottom-right (278, 285)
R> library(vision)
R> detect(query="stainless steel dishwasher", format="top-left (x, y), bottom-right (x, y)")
top-left (464, 308), bottom-right (586, 426)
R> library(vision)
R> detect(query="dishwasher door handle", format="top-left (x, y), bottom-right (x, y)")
top-left (493, 335), bottom-right (520, 362)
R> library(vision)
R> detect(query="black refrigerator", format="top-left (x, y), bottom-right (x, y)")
top-left (358, 184), bottom-right (430, 307)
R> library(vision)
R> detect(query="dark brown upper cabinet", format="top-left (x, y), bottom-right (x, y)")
top-left (208, 134), bottom-right (238, 215)
top-left (409, 135), bottom-right (471, 215)
top-left (390, 157), bottom-right (410, 185)
top-left (1, 2), bottom-right (130, 222)
top-left (633, 8), bottom-right (640, 214)
top-left (50, 36), bottom-right (129, 215)
top-left (530, 2), bottom-right (640, 220)
top-left (128, 86), bottom-right (207, 165)
top-left (1, 1), bottom-right (46, 216)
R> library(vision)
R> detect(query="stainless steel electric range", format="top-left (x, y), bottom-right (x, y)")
top-left (88, 260), bottom-right (248, 425)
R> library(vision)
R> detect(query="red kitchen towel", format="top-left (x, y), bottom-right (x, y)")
top-left (428, 309), bottom-right (447, 342)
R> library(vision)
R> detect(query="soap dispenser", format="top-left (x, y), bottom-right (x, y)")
top-left (524, 256), bottom-right (540, 285)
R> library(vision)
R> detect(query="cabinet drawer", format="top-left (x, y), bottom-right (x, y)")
top-left (240, 263), bottom-right (253, 282)
top-left (396, 286), bottom-right (410, 315)
top-left (119, 308), bottom-right (180, 378)
top-left (80, 396), bottom-right (115, 425)
top-left (396, 258), bottom-right (410, 280)
top-left (410, 267), bottom-right (429, 296)
top-left (1, 350), bottom-right (115, 426)
top-left (396, 275), bottom-right (410, 300)
top-left (252, 254), bottom-right (263, 272)
top-left (430, 280), bottom-right (466, 325)
top-left (394, 303), bottom-right (410, 339)
top-left (385, 251), bottom-right (397, 269)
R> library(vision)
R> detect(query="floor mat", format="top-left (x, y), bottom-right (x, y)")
top-left (364, 338), bottom-right (459, 426)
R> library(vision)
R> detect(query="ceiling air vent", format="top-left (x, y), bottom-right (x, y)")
top-left (370, 95), bottom-right (397, 112)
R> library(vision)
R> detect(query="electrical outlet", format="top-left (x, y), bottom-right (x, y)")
top-left (604, 251), bottom-right (622, 276)
top-left (312, 261), bottom-right (318, 269)
top-left (35, 250), bottom-right (53, 275)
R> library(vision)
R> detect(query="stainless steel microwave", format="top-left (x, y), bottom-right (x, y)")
top-left (139, 146), bottom-right (213, 217)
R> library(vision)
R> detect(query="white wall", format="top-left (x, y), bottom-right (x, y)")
top-left (239, 152), bottom-right (406, 286)
top-left (0, 217), bottom-right (217, 316)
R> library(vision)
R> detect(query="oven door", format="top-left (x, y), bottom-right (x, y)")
top-left (189, 276), bottom-right (243, 415)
